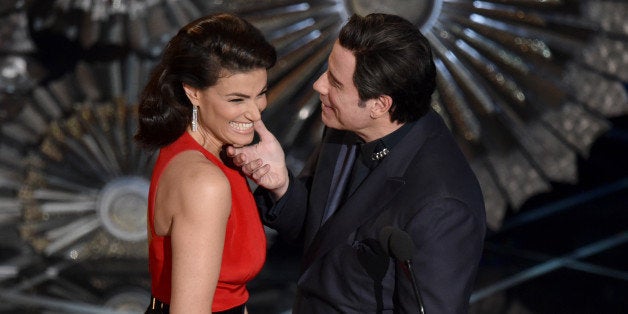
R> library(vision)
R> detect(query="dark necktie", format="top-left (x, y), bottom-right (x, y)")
top-left (321, 144), bottom-right (358, 224)
top-left (343, 140), bottom-right (386, 201)
top-left (344, 146), bottom-right (369, 200)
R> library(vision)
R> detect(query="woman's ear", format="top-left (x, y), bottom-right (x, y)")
top-left (370, 94), bottom-right (393, 119)
top-left (182, 83), bottom-right (199, 104)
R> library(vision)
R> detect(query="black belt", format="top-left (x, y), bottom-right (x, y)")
top-left (145, 296), bottom-right (169, 314)
top-left (146, 296), bottom-right (245, 314)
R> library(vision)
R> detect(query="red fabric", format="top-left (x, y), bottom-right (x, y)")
top-left (148, 132), bottom-right (266, 311)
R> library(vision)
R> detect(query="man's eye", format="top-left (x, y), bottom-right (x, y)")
top-left (328, 73), bottom-right (340, 88)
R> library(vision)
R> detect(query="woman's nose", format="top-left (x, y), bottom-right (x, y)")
top-left (245, 100), bottom-right (262, 121)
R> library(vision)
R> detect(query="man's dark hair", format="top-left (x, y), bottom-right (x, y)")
top-left (339, 13), bottom-right (437, 123)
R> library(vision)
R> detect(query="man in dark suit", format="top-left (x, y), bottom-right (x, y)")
top-left (228, 13), bottom-right (486, 313)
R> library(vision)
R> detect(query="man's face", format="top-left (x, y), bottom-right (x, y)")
top-left (313, 41), bottom-right (373, 135)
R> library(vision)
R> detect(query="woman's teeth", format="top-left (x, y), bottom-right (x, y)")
top-left (230, 121), bottom-right (253, 131)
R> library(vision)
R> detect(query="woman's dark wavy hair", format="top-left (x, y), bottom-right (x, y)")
top-left (134, 13), bottom-right (276, 150)
top-left (338, 13), bottom-right (436, 123)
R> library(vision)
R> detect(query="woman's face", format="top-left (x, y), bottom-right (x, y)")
top-left (187, 68), bottom-right (268, 152)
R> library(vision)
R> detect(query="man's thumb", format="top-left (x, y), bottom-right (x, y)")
top-left (254, 120), bottom-right (274, 141)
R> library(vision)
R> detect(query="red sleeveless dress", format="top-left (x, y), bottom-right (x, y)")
top-left (147, 131), bottom-right (266, 311)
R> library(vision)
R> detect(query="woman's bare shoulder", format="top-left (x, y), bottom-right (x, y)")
top-left (153, 150), bottom-right (230, 236)
top-left (165, 150), bottom-right (228, 184)
top-left (159, 151), bottom-right (231, 212)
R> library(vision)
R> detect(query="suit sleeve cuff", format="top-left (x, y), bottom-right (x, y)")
top-left (254, 171), bottom-right (295, 221)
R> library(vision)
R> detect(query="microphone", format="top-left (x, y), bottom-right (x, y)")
top-left (379, 226), bottom-right (425, 314)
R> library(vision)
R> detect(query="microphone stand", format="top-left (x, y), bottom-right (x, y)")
top-left (381, 226), bottom-right (426, 314)
top-left (403, 260), bottom-right (425, 314)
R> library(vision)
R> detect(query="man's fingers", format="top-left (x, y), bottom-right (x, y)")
top-left (231, 152), bottom-right (248, 167)
top-left (225, 145), bottom-right (237, 157)
top-left (244, 159), bottom-right (263, 174)
top-left (251, 164), bottom-right (270, 182)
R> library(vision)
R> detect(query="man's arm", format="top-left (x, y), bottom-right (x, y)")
top-left (397, 198), bottom-right (486, 313)
top-left (227, 120), bottom-right (311, 244)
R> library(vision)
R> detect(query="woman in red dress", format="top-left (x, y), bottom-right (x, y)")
top-left (135, 13), bottom-right (276, 314)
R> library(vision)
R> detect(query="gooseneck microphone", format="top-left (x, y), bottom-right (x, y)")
top-left (379, 226), bottom-right (426, 314)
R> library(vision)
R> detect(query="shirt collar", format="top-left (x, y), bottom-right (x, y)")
top-left (357, 121), bottom-right (415, 169)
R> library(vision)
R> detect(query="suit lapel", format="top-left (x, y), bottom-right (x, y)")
top-left (301, 161), bottom-right (404, 270)
top-left (301, 111), bottom-right (440, 271)
top-left (304, 130), bottom-right (358, 250)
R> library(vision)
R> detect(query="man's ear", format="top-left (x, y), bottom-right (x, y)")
top-left (370, 95), bottom-right (393, 119)
top-left (182, 83), bottom-right (198, 103)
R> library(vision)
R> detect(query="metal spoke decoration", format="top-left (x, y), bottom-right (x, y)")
top-left (20, 97), bottom-right (151, 259)
top-left (0, 0), bottom-right (627, 312)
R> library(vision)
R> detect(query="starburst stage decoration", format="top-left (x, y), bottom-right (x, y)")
top-left (0, 0), bottom-right (627, 312)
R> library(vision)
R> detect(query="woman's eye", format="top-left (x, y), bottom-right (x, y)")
top-left (228, 98), bottom-right (244, 103)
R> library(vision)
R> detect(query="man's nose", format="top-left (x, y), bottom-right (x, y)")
top-left (313, 72), bottom-right (328, 94)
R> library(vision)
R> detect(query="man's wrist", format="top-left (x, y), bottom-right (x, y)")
top-left (270, 175), bottom-right (289, 201)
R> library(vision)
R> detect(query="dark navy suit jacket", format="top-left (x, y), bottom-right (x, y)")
top-left (255, 110), bottom-right (486, 313)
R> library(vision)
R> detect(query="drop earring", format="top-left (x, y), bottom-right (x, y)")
top-left (191, 106), bottom-right (198, 132)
